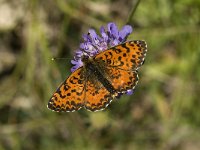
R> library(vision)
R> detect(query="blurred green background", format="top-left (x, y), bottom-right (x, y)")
top-left (0, 0), bottom-right (199, 149)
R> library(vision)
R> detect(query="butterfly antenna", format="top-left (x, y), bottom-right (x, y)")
top-left (51, 57), bottom-right (71, 61)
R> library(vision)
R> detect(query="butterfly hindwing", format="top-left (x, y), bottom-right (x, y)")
top-left (84, 76), bottom-right (115, 111)
top-left (106, 67), bottom-right (139, 93)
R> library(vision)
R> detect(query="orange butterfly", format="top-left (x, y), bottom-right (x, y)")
top-left (47, 40), bottom-right (147, 112)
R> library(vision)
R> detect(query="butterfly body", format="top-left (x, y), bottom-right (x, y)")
top-left (83, 56), bottom-right (117, 95)
top-left (48, 40), bottom-right (147, 112)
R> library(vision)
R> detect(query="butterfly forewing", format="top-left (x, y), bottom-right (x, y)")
top-left (47, 67), bottom-right (85, 112)
top-left (94, 40), bottom-right (147, 71)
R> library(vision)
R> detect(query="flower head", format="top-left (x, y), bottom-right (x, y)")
top-left (71, 22), bottom-right (134, 95)
top-left (71, 22), bottom-right (133, 72)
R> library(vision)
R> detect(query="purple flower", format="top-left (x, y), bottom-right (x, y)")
top-left (71, 22), bottom-right (133, 72)
top-left (126, 89), bottom-right (134, 95)
top-left (71, 22), bottom-right (134, 95)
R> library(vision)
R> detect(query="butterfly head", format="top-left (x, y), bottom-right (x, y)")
top-left (81, 54), bottom-right (90, 63)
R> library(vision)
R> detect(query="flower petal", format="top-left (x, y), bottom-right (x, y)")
top-left (107, 22), bottom-right (119, 39)
top-left (71, 59), bottom-right (83, 72)
top-left (126, 89), bottom-right (134, 95)
top-left (88, 29), bottom-right (100, 45)
top-left (119, 25), bottom-right (133, 42)
top-left (100, 26), bottom-right (108, 42)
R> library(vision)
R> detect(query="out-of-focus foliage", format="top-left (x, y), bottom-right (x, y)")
top-left (0, 0), bottom-right (199, 150)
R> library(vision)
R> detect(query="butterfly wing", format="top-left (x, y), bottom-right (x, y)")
top-left (106, 67), bottom-right (139, 93)
top-left (93, 40), bottom-right (146, 94)
top-left (94, 40), bottom-right (147, 70)
top-left (83, 73), bottom-right (116, 111)
top-left (47, 67), bottom-right (85, 112)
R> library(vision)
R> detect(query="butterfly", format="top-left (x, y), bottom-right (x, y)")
top-left (47, 40), bottom-right (147, 112)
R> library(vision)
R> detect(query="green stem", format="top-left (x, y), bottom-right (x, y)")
top-left (126, 0), bottom-right (141, 24)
